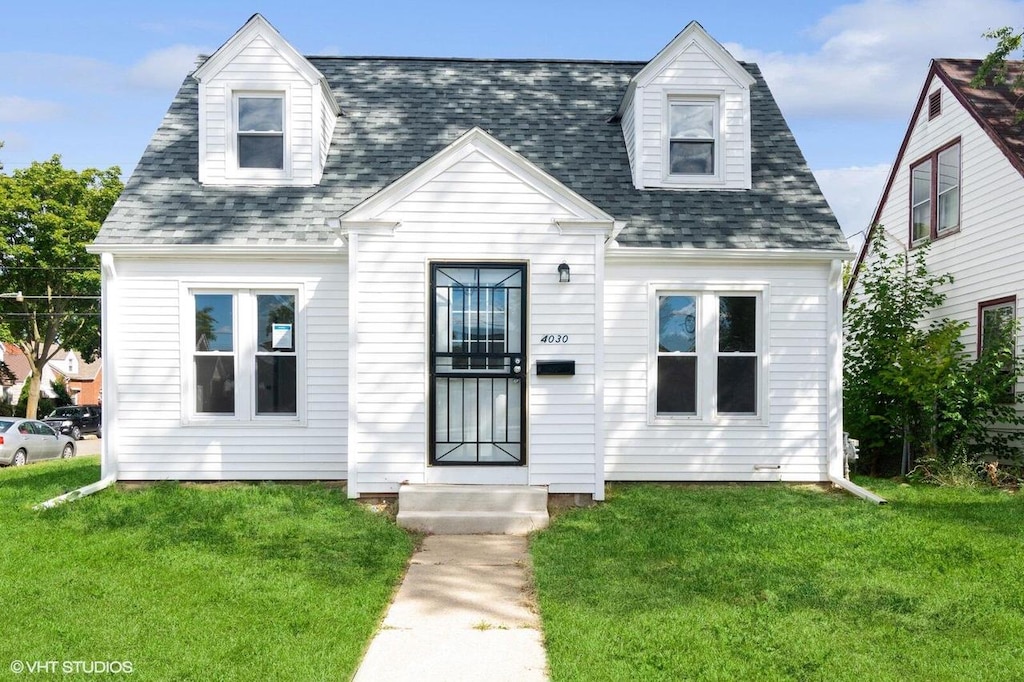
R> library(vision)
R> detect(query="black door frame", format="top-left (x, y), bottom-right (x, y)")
top-left (428, 262), bottom-right (528, 466)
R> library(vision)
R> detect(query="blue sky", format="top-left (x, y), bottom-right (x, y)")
top-left (1, 0), bottom-right (1021, 244)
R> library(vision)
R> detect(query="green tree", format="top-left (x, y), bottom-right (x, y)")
top-left (846, 230), bottom-right (1023, 477)
top-left (845, 230), bottom-right (958, 474)
top-left (971, 26), bottom-right (1023, 120)
top-left (0, 156), bottom-right (122, 418)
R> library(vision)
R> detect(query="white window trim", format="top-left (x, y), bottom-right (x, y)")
top-left (181, 282), bottom-right (306, 426)
top-left (226, 83), bottom-right (293, 182)
top-left (647, 282), bottom-right (770, 427)
top-left (661, 91), bottom-right (726, 187)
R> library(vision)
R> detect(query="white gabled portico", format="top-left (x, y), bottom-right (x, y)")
top-left (340, 127), bottom-right (616, 500)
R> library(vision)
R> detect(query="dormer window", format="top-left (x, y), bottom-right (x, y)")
top-left (669, 100), bottom-right (717, 176)
top-left (236, 95), bottom-right (284, 169)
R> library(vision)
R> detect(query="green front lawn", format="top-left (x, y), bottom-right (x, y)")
top-left (0, 458), bottom-right (413, 680)
top-left (532, 481), bottom-right (1024, 681)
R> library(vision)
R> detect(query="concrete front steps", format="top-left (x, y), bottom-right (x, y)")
top-left (396, 484), bottom-right (549, 535)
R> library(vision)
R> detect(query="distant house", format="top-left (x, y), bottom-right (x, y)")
top-left (89, 15), bottom-right (851, 496)
top-left (848, 58), bottom-right (1024, 424)
top-left (47, 349), bottom-right (103, 405)
top-left (1, 344), bottom-right (102, 407)
top-left (1, 344), bottom-right (31, 406)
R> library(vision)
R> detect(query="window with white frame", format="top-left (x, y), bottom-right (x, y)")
top-left (191, 289), bottom-right (298, 419)
top-left (668, 100), bottom-right (717, 176)
top-left (236, 94), bottom-right (284, 170)
top-left (657, 295), bottom-right (699, 414)
top-left (655, 290), bottom-right (762, 419)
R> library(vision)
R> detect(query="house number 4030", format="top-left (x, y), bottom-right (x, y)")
top-left (540, 334), bottom-right (569, 344)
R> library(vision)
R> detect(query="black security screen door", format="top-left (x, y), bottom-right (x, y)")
top-left (430, 264), bottom-right (526, 465)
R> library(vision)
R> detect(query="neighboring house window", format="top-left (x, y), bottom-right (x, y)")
top-left (236, 95), bottom-right (284, 169)
top-left (979, 297), bottom-right (1016, 402)
top-left (191, 289), bottom-right (299, 419)
top-left (655, 290), bottom-right (762, 419)
top-left (910, 140), bottom-right (961, 244)
top-left (668, 100), bottom-right (716, 176)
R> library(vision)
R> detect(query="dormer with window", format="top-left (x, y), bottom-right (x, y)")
top-left (192, 14), bottom-right (340, 186)
top-left (617, 22), bottom-right (755, 190)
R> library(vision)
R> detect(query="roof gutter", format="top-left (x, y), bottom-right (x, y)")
top-left (87, 242), bottom-right (345, 258)
top-left (606, 246), bottom-right (854, 262)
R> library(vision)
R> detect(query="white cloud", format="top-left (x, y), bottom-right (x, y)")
top-left (813, 163), bottom-right (892, 249)
top-left (125, 44), bottom-right (211, 90)
top-left (726, 0), bottom-right (1024, 119)
top-left (0, 96), bottom-right (67, 123)
top-left (0, 52), bottom-right (115, 93)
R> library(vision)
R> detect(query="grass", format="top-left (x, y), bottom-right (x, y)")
top-left (531, 480), bottom-right (1024, 682)
top-left (0, 457), bottom-right (414, 680)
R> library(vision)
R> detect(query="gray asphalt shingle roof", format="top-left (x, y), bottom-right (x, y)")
top-left (95, 57), bottom-right (846, 251)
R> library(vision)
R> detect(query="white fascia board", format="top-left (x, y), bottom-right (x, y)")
top-left (605, 246), bottom-right (855, 263)
top-left (553, 219), bottom-right (616, 236)
top-left (193, 14), bottom-right (324, 87)
top-left (338, 220), bottom-right (401, 237)
top-left (341, 126), bottom-right (615, 225)
top-left (86, 242), bottom-right (345, 258)
top-left (636, 22), bottom-right (755, 90)
top-left (615, 22), bottom-right (754, 119)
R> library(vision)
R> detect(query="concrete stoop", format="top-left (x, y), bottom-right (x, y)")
top-left (397, 484), bottom-right (549, 535)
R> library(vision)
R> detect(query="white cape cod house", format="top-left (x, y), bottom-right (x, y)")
top-left (90, 15), bottom-right (851, 500)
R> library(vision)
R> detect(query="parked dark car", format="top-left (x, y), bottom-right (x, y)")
top-left (42, 405), bottom-right (102, 440)
top-left (0, 418), bottom-right (76, 466)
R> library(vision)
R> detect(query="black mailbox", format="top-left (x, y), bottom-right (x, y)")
top-left (536, 360), bottom-right (575, 376)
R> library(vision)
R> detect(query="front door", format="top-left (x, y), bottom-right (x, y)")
top-left (430, 263), bottom-right (526, 465)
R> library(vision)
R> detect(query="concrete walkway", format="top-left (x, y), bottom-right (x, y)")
top-left (354, 535), bottom-right (549, 681)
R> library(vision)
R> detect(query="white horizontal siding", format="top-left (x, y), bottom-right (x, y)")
top-left (109, 257), bottom-right (348, 480)
top-left (621, 97), bottom-right (637, 186)
top-left (603, 259), bottom-right (832, 482)
top-left (859, 73), bottom-right (1024, 414)
top-left (352, 153), bottom-right (599, 494)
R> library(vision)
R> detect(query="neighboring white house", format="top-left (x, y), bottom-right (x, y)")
top-left (89, 15), bottom-right (851, 498)
top-left (847, 58), bottom-right (1024, 416)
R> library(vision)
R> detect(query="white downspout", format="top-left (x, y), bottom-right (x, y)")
top-left (826, 258), bottom-right (886, 505)
top-left (34, 477), bottom-right (116, 510)
top-left (100, 253), bottom-right (118, 480)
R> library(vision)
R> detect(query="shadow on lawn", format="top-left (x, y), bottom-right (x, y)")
top-left (30, 477), bottom-right (411, 587)
top-left (0, 458), bottom-right (101, 504)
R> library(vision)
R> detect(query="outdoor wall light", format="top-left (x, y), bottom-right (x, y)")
top-left (558, 262), bottom-right (570, 283)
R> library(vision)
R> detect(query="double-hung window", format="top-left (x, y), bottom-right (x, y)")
top-left (190, 288), bottom-right (299, 421)
top-left (654, 289), bottom-right (762, 421)
top-left (668, 100), bottom-right (716, 176)
top-left (194, 293), bottom-right (237, 414)
top-left (657, 295), bottom-right (699, 414)
top-left (236, 94), bottom-right (284, 170)
top-left (910, 140), bottom-right (960, 244)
